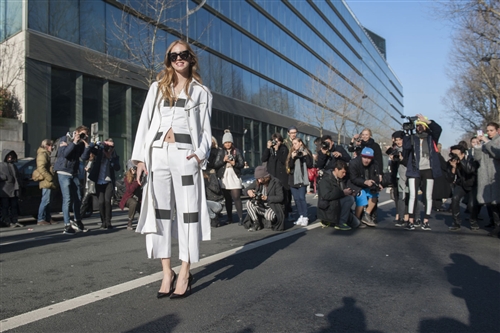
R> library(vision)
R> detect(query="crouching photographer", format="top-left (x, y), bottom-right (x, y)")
top-left (243, 166), bottom-right (285, 232)
top-left (348, 147), bottom-right (383, 227)
top-left (446, 145), bottom-right (480, 231)
top-left (317, 161), bottom-right (360, 230)
top-left (316, 135), bottom-right (351, 172)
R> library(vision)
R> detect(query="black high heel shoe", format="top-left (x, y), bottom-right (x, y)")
top-left (170, 273), bottom-right (193, 299)
top-left (157, 271), bottom-right (177, 299)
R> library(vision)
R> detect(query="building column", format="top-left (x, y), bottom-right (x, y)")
top-left (102, 80), bottom-right (109, 139)
top-left (75, 73), bottom-right (83, 126)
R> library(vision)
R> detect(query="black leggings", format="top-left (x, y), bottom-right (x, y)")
top-left (223, 189), bottom-right (243, 222)
top-left (96, 182), bottom-right (114, 226)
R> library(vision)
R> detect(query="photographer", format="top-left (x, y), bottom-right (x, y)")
top-left (262, 132), bottom-right (291, 217)
top-left (89, 138), bottom-right (121, 229)
top-left (317, 160), bottom-right (360, 230)
top-left (348, 147), bottom-right (382, 227)
top-left (446, 145), bottom-right (479, 231)
top-left (54, 126), bottom-right (92, 234)
top-left (316, 135), bottom-right (350, 171)
top-left (244, 166), bottom-right (285, 232)
top-left (386, 131), bottom-right (408, 226)
top-left (283, 125), bottom-right (298, 150)
top-left (348, 129), bottom-right (383, 171)
top-left (403, 114), bottom-right (442, 231)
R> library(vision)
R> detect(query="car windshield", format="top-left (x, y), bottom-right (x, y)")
top-left (14, 159), bottom-right (33, 169)
top-left (241, 167), bottom-right (255, 176)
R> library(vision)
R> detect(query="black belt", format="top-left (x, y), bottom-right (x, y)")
top-left (154, 132), bottom-right (192, 144)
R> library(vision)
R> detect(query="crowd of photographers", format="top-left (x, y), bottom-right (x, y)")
top-left (1, 119), bottom-right (499, 240)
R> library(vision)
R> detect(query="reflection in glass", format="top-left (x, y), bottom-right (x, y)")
top-left (83, 76), bottom-right (103, 131)
top-left (80, 0), bottom-right (105, 52)
top-left (132, 88), bottom-right (147, 141)
top-left (28, 0), bottom-right (48, 34)
top-left (50, 0), bottom-right (79, 44)
top-left (51, 68), bottom-right (76, 137)
top-left (109, 83), bottom-right (127, 139)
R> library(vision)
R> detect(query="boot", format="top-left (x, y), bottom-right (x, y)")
top-left (449, 213), bottom-right (461, 231)
top-left (210, 217), bottom-right (220, 228)
top-left (470, 220), bottom-right (480, 231)
top-left (127, 219), bottom-right (134, 230)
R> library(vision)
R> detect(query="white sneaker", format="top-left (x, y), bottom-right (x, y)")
top-left (294, 216), bottom-right (303, 225)
top-left (301, 217), bottom-right (309, 226)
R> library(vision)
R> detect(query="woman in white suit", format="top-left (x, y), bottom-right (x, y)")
top-left (131, 40), bottom-right (212, 299)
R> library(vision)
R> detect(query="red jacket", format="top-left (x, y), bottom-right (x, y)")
top-left (119, 176), bottom-right (141, 210)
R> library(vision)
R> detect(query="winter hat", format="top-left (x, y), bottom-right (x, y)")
top-left (392, 131), bottom-right (404, 139)
top-left (415, 117), bottom-right (429, 129)
top-left (361, 147), bottom-right (374, 158)
top-left (126, 160), bottom-right (135, 170)
top-left (222, 129), bottom-right (233, 144)
top-left (254, 166), bottom-right (270, 179)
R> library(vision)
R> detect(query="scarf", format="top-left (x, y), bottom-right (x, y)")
top-left (417, 132), bottom-right (429, 159)
top-left (293, 158), bottom-right (309, 186)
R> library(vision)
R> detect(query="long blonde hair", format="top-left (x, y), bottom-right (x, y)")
top-left (157, 40), bottom-right (202, 106)
top-left (286, 138), bottom-right (310, 172)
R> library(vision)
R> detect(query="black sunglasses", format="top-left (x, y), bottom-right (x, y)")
top-left (168, 50), bottom-right (191, 62)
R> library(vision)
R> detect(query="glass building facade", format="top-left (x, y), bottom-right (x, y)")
top-left (2, 0), bottom-right (403, 167)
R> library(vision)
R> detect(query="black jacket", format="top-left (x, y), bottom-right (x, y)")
top-left (317, 170), bottom-right (348, 224)
top-left (348, 155), bottom-right (381, 193)
top-left (348, 138), bottom-right (383, 172)
top-left (316, 145), bottom-right (350, 170)
top-left (262, 144), bottom-right (289, 190)
top-left (207, 147), bottom-right (224, 172)
top-left (445, 155), bottom-right (478, 192)
top-left (204, 170), bottom-right (223, 202)
top-left (217, 148), bottom-right (245, 179)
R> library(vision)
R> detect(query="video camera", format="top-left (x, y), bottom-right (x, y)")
top-left (385, 145), bottom-right (402, 162)
top-left (401, 115), bottom-right (418, 134)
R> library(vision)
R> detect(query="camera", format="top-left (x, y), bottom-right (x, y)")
top-left (79, 133), bottom-right (87, 140)
top-left (449, 152), bottom-right (460, 162)
top-left (321, 141), bottom-right (330, 150)
top-left (369, 182), bottom-right (381, 193)
top-left (401, 115), bottom-right (418, 133)
top-left (296, 148), bottom-right (305, 157)
top-left (386, 145), bottom-right (402, 162)
top-left (271, 139), bottom-right (277, 147)
top-left (227, 154), bottom-right (234, 161)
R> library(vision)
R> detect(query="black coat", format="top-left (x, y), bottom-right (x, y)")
top-left (432, 154), bottom-right (452, 200)
top-left (317, 170), bottom-right (347, 224)
top-left (348, 155), bottom-right (381, 193)
top-left (445, 155), bottom-right (479, 192)
top-left (316, 145), bottom-right (351, 170)
top-left (207, 147), bottom-right (224, 172)
top-left (403, 121), bottom-right (442, 179)
top-left (262, 144), bottom-right (289, 190)
top-left (217, 148), bottom-right (245, 179)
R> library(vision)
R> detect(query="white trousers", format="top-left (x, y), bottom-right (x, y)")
top-left (145, 144), bottom-right (202, 262)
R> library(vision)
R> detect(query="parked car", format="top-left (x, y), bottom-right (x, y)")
top-left (14, 158), bottom-right (63, 218)
top-left (240, 167), bottom-right (255, 197)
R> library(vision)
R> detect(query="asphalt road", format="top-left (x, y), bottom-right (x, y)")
top-left (1, 193), bottom-right (499, 333)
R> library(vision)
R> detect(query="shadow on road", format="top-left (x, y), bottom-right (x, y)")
top-left (315, 297), bottom-right (383, 333)
top-left (123, 313), bottom-right (180, 333)
top-left (419, 253), bottom-right (500, 333)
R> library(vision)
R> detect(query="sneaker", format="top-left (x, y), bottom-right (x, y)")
top-left (10, 222), bottom-right (23, 228)
top-left (470, 221), bottom-right (480, 231)
top-left (421, 222), bottom-right (431, 230)
top-left (320, 221), bottom-right (330, 228)
top-left (294, 216), bottom-right (303, 225)
top-left (63, 225), bottom-right (76, 235)
top-left (358, 222), bottom-right (368, 229)
top-left (70, 220), bottom-right (79, 231)
top-left (37, 220), bottom-right (51, 226)
top-left (75, 220), bottom-right (89, 232)
top-left (395, 220), bottom-right (404, 227)
top-left (405, 222), bottom-right (415, 230)
top-left (414, 219), bottom-right (422, 227)
top-left (361, 214), bottom-right (376, 227)
top-left (301, 217), bottom-right (309, 226)
top-left (334, 223), bottom-right (352, 231)
top-left (449, 224), bottom-right (461, 231)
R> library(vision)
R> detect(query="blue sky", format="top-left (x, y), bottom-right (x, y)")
top-left (345, 0), bottom-right (461, 148)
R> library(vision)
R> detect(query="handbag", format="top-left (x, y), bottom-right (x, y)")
top-left (87, 179), bottom-right (96, 195)
top-left (307, 168), bottom-right (318, 182)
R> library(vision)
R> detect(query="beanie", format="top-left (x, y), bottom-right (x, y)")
top-left (222, 130), bottom-right (233, 144)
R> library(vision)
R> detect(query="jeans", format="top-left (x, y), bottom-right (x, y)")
top-left (291, 186), bottom-right (307, 217)
top-left (207, 200), bottom-right (223, 219)
top-left (58, 173), bottom-right (82, 225)
top-left (37, 188), bottom-right (52, 222)
top-left (339, 195), bottom-right (355, 225)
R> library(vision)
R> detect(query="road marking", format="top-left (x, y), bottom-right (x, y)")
top-left (0, 199), bottom-right (395, 331)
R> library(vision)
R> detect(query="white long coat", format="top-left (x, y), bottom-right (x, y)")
top-left (131, 80), bottom-right (212, 241)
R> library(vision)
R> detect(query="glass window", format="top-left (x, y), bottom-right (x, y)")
top-left (80, 0), bottom-right (105, 52)
top-left (106, 4), bottom-right (129, 59)
top-left (1, 0), bottom-right (21, 41)
top-left (28, 0), bottom-right (49, 34)
top-left (82, 76), bottom-right (103, 132)
top-left (108, 83), bottom-right (127, 139)
top-left (51, 68), bottom-right (76, 137)
top-left (132, 88), bottom-right (147, 141)
top-left (220, 22), bottom-right (231, 57)
top-left (50, 0), bottom-right (79, 44)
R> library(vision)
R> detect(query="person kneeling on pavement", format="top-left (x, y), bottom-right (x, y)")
top-left (317, 161), bottom-right (360, 230)
top-left (348, 147), bottom-right (383, 227)
top-left (446, 144), bottom-right (480, 231)
top-left (243, 166), bottom-right (285, 231)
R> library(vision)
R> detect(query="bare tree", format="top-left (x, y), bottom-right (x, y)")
top-left (434, 0), bottom-right (500, 131)
top-left (0, 36), bottom-right (24, 118)
top-left (86, 0), bottom-right (211, 88)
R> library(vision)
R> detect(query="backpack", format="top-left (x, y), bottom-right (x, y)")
top-left (50, 136), bottom-right (64, 165)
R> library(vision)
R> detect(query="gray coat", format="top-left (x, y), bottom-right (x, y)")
top-left (474, 134), bottom-right (500, 204)
top-left (0, 149), bottom-right (20, 198)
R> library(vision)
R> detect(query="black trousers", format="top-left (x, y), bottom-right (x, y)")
top-left (96, 182), bottom-right (113, 226)
top-left (1, 197), bottom-right (18, 224)
top-left (451, 185), bottom-right (478, 224)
